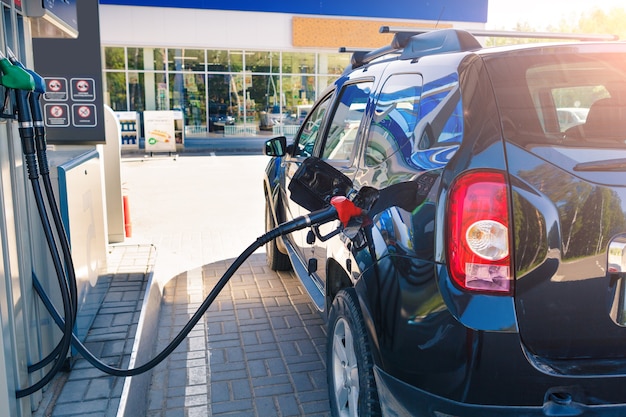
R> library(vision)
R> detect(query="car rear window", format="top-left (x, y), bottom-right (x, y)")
top-left (485, 49), bottom-right (626, 148)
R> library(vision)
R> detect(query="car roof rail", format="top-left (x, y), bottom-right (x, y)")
top-left (338, 47), bottom-right (371, 53)
top-left (340, 27), bottom-right (619, 70)
top-left (393, 28), bottom-right (483, 60)
top-left (381, 26), bottom-right (619, 42)
top-left (345, 31), bottom-right (416, 69)
top-left (343, 27), bottom-right (484, 68)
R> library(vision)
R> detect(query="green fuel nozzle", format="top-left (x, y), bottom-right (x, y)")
top-left (6, 49), bottom-right (49, 174)
top-left (6, 48), bottom-right (45, 94)
top-left (0, 49), bottom-right (37, 161)
top-left (0, 50), bottom-right (35, 91)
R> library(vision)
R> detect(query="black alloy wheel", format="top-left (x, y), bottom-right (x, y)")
top-left (327, 288), bottom-right (381, 417)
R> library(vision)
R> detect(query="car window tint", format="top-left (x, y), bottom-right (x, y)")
top-left (322, 81), bottom-right (372, 161)
top-left (410, 74), bottom-right (463, 170)
top-left (552, 87), bottom-right (603, 132)
top-left (486, 52), bottom-right (626, 147)
top-left (364, 72), bottom-right (463, 170)
top-left (365, 74), bottom-right (422, 167)
top-left (416, 74), bottom-right (463, 148)
top-left (294, 94), bottom-right (332, 157)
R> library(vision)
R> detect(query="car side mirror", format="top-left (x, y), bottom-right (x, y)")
top-left (264, 136), bottom-right (287, 157)
top-left (288, 157), bottom-right (353, 212)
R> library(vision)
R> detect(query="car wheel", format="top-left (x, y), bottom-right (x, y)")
top-left (328, 288), bottom-right (380, 417)
top-left (265, 198), bottom-right (291, 271)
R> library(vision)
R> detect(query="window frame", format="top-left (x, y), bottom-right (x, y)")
top-left (363, 72), bottom-right (424, 168)
top-left (290, 91), bottom-right (334, 158)
top-left (320, 80), bottom-right (373, 162)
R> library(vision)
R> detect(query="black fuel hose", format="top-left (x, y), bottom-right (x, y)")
top-left (2, 55), bottom-right (81, 384)
top-left (26, 90), bottom-right (80, 375)
top-left (33, 205), bottom-right (339, 377)
top-left (14, 88), bottom-right (75, 399)
top-left (31, 89), bottom-right (78, 319)
top-left (25, 90), bottom-right (79, 373)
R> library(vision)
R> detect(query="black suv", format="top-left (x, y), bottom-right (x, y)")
top-left (263, 28), bottom-right (626, 416)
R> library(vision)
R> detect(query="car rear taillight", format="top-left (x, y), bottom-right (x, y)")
top-left (446, 170), bottom-right (512, 295)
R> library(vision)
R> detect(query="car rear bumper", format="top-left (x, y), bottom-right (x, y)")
top-left (374, 366), bottom-right (626, 417)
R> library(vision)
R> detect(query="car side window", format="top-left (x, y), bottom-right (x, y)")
top-left (321, 81), bottom-right (373, 161)
top-left (364, 73), bottom-right (463, 170)
top-left (410, 74), bottom-right (463, 169)
top-left (293, 94), bottom-right (333, 157)
top-left (416, 74), bottom-right (463, 149)
top-left (365, 74), bottom-right (423, 167)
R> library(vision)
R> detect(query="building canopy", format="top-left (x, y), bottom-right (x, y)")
top-left (98, 0), bottom-right (488, 23)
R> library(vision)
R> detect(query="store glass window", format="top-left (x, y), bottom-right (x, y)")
top-left (317, 75), bottom-right (340, 94)
top-left (105, 47), bottom-right (125, 70)
top-left (103, 46), bottom-right (354, 136)
top-left (228, 51), bottom-right (244, 73)
top-left (207, 73), bottom-right (236, 132)
top-left (168, 48), bottom-right (205, 72)
top-left (169, 73), bottom-right (206, 127)
top-left (106, 72), bottom-right (127, 111)
top-left (249, 74), bottom-right (280, 111)
top-left (207, 50), bottom-right (227, 72)
top-left (255, 74), bottom-right (284, 129)
top-left (282, 74), bottom-right (316, 118)
top-left (207, 50), bottom-right (243, 72)
top-left (283, 52), bottom-right (315, 74)
top-left (229, 73), bottom-right (246, 122)
top-left (247, 74), bottom-right (282, 127)
top-left (142, 47), bottom-right (166, 71)
top-left (142, 72), bottom-right (168, 111)
top-left (281, 75), bottom-right (300, 117)
top-left (301, 75), bottom-right (317, 104)
top-left (246, 51), bottom-right (279, 73)
top-left (128, 72), bottom-right (145, 111)
top-left (319, 53), bottom-right (349, 75)
top-left (127, 47), bottom-right (144, 70)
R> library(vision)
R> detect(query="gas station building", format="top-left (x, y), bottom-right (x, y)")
top-left (97, 1), bottom-right (488, 138)
top-left (0, 1), bottom-right (487, 416)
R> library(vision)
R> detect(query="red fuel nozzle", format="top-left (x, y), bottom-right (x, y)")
top-left (330, 196), bottom-right (362, 227)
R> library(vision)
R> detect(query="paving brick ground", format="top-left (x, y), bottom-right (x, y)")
top-left (147, 255), bottom-right (330, 417)
top-left (34, 154), bottom-right (331, 416)
top-left (34, 244), bottom-right (155, 417)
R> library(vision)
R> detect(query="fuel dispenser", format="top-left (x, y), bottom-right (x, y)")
top-left (0, 3), bottom-right (373, 415)
top-left (0, 43), bottom-right (372, 413)
top-left (0, 2), bottom-right (109, 415)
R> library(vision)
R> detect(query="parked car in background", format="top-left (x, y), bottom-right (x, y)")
top-left (208, 100), bottom-right (235, 131)
top-left (263, 27), bottom-right (626, 416)
top-left (259, 105), bottom-right (290, 131)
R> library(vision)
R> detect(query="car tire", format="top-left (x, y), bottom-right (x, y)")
top-left (265, 198), bottom-right (291, 271)
top-left (327, 288), bottom-right (381, 417)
